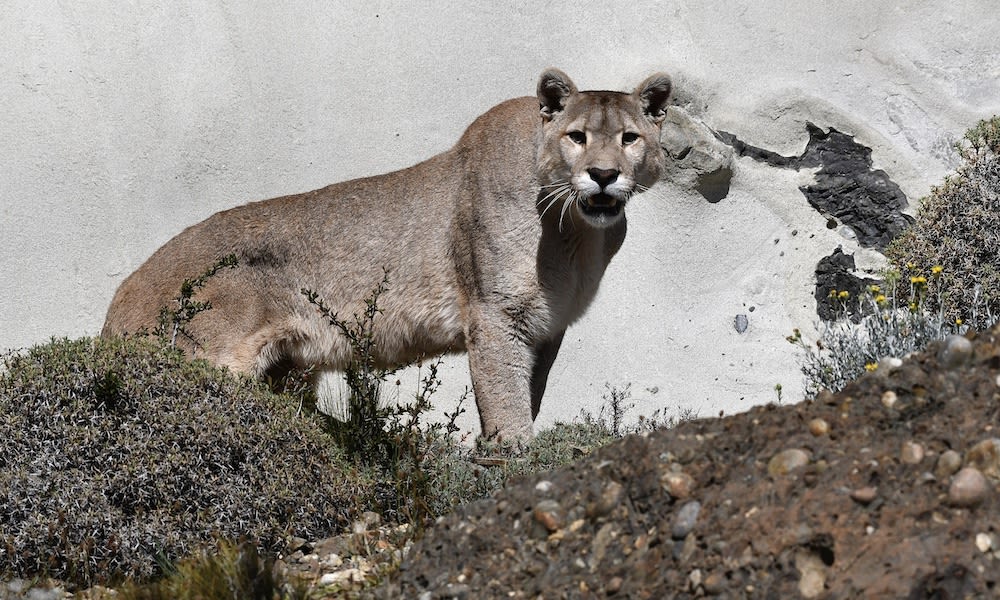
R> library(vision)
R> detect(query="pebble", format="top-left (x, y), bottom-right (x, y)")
top-left (606, 576), bottom-right (623, 594)
top-left (878, 356), bottom-right (903, 372)
top-left (703, 571), bottom-right (726, 595)
top-left (900, 441), bottom-right (925, 465)
top-left (1, 580), bottom-right (66, 600)
top-left (672, 500), bottom-right (702, 539)
top-left (768, 448), bottom-right (810, 476)
top-left (661, 469), bottom-right (695, 499)
top-left (535, 480), bottom-right (555, 493)
top-left (808, 418), bottom-right (829, 436)
top-left (881, 390), bottom-right (898, 409)
top-left (533, 499), bottom-right (564, 532)
top-left (976, 532), bottom-right (995, 553)
top-left (935, 450), bottom-right (963, 478)
top-left (688, 568), bottom-right (703, 588)
top-left (850, 486), bottom-right (878, 505)
top-left (948, 467), bottom-right (990, 507)
top-left (938, 334), bottom-right (973, 369)
top-left (965, 438), bottom-right (1000, 479)
top-left (588, 480), bottom-right (624, 518)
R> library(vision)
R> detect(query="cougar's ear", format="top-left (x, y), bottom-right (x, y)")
top-left (537, 68), bottom-right (577, 121)
top-left (635, 72), bottom-right (672, 125)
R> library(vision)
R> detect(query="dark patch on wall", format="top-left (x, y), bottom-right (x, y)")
top-left (695, 167), bottom-right (733, 204)
top-left (715, 123), bottom-right (913, 250)
top-left (814, 247), bottom-right (880, 322)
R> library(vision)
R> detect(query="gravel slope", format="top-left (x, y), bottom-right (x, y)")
top-left (374, 323), bottom-right (1000, 598)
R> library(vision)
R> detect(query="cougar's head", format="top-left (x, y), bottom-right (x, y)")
top-left (536, 69), bottom-right (671, 229)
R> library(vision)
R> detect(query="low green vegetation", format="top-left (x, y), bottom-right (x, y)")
top-left (0, 322), bottom-right (663, 596)
top-left (0, 336), bottom-right (364, 589)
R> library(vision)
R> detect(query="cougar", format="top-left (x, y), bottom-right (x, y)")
top-left (102, 69), bottom-right (672, 440)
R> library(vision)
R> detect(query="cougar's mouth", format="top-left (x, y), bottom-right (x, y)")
top-left (579, 193), bottom-right (624, 219)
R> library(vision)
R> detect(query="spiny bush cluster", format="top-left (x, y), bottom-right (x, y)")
top-left (790, 273), bottom-right (961, 397)
top-left (886, 116), bottom-right (1000, 330)
top-left (0, 336), bottom-right (364, 588)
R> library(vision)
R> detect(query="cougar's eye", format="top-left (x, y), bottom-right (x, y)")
top-left (622, 132), bottom-right (640, 146)
top-left (567, 131), bottom-right (587, 145)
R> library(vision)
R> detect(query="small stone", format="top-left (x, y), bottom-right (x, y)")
top-left (672, 500), bottom-right (702, 539)
top-left (938, 334), bottom-right (973, 369)
top-left (661, 470), bottom-right (695, 499)
top-left (587, 480), bottom-right (625, 518)
top-left (734, 314), bottom-right (749, 333)
top-left (319, 569), bottom-right (363, 586)
top-left (965, 438), bottom-right (1000, 479)
top-left (976, 532), bottom-right (994, 553)
top-left (689, 568), bottom-right (703, 589)
top-left (850, 486), bottom-right (878, 505)
top-left (795, 549), bottom-right (827, 599)
top-left (533, 499), bottom-right (564, 532)
top-left (287, 536), bottom-right (309, 552)
top-left (948, 467), bottom-right (990, 507)
top-left (535, 480), bottom-right (555, 493)
top-left (320, 553), bottom-right (343, 568)
top-left (881, 390), bottom-right (898, 409)
top-left (901, 441), bottom-right (925, 465)
top-left (606, 576), bottom-right (623, 594)
top-left (703, 571), bottom-right (726, 595)
top-left (768, 448), bottom-right (810, 476)
top-left (935, 450), bottom-right (963, 478)
top-left (808, 418), bottom-right (830, 436)
top-left (878, 356), bottom-right (903, 372)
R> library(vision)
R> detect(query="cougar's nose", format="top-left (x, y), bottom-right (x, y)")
top-left (587, 168), bottom-right (619, 189)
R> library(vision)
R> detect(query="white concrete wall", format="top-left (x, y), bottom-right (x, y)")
top-left (3, 2), bottom-right (999, 435)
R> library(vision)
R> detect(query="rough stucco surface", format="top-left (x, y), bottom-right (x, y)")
top-left (2, 2), bottom-right (999, 435)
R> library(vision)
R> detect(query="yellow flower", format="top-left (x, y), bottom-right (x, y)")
top-left (931, 265), bottom-right (944, 275)
top-left (868, 285), bottom-right (881, 294)
top-left (905, 262), bottom-right (916, 270)
top-left (910, 276), bottom-right (927, 285)
top-left (828, 288), bottom-right (838, 298)
top-left (875, 294), bottom-right (887, 305)
top-left (837, 290), bottom-right (850, 300)
top-left (865, 362), bottom-right (878, 372)
top-left (956, 318), bottom-right (963, 326)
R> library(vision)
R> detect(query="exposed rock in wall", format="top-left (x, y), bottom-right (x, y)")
top-left (814, 247), bottom-right (881, 321)
top-left (715, 123), bottom-right (913, 251)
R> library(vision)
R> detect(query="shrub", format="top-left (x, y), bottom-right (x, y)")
top-left (886, 116), bottom-right (1000, 330)
top-left (789, 272), bottom-right (969, 397)
top-left (115, 541), bottom-right (308, 600)
top-left (0, 336), bottom-right (362, 588)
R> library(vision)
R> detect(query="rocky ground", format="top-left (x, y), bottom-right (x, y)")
top-left (362, 323), bottom-right (1000, 598)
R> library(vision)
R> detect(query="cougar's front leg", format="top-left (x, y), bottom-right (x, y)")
top-left (465, 311), bottom-right (535, 441)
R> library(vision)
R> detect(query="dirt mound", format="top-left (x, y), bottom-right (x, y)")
top-left (376, 323), bottom-right (1000, 598)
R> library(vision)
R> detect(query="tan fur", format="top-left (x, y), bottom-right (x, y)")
top-left (102, 69), bottom-right (672, 439)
